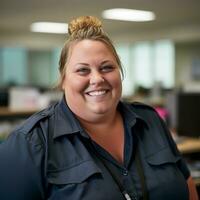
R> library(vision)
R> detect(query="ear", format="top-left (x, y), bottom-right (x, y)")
top-left (61, 74), bottom-right (66, 91)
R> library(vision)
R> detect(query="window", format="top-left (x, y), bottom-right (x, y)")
top-left (116, 40), bottom-right (175, 97)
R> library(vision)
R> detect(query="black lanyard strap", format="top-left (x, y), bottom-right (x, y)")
top-left (135, 147), bottom-right (149, 200)
top-left (90, 140), bottom-right (148, 200)
top-left (96, 153), bottom-right (136, 200)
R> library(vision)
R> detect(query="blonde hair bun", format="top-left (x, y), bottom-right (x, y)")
top-left (68, 16), bottom-right (103, 36)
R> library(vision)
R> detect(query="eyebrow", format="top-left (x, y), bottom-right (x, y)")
top-left (101, 60), bottom-right (112, 65)
top-left (75, 63), bottom-right (89, 66)
top-left (75, 60), bottom-right (112, 66)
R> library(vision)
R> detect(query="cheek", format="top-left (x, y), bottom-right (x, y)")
top-left (110, 73), bottom-right (122, 92)
top-left (63, 75), bottom-right (88, 94)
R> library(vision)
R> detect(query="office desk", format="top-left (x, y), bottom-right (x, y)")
top-left (0, 107), bottom-right (38, 120)
top-left (177, 137), bottom-right (200, 154)
top-left (177, 137), bottom-right (200, 187)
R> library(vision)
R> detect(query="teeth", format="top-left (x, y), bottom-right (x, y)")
top-left (88, 90), bottom-right (106, 96)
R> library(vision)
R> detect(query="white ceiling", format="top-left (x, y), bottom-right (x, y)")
top-left (1, 0), bottom-right (200, 48)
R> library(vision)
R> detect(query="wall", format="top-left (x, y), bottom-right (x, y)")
top-left (0, 47), bottom-right (28, 86)
top-left (0, 47), bottom-right (60, 88)
top-left (175, 41), bottom-right (200, 91)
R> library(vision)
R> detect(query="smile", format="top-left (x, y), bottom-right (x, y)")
top-left (87, 90), bottom-right (107, 96)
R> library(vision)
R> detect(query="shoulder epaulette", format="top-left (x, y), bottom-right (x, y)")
top-left (16, 104), bottom-right (55, 134)
top-left (130, 101), bottom-right (157, 112)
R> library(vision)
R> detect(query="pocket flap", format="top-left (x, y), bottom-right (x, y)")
top-left (146, 147), bottom-right (181, 165)
top-left (48, 160), bottom-right (102, 184)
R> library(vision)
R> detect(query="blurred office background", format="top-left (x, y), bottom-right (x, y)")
top-left (0, 0), bottom-right (200, 192)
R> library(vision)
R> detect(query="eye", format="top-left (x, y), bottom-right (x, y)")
top-left (76, 67), bottom-right (90, 75)
top-left (100, 65), bottom-right (114, 73)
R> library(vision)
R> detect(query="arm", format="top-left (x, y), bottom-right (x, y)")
top-left (0, 131), bottom-right (45, 200)
top-left (187, 176), bottom-right (199, 200)
top-left (158, 115), bottom-right (199, 200)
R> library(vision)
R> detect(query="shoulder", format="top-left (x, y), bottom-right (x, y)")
top-left (8, 102), bottom-right (58, 145)
top-left (121, 101), bottom-right (163, 131)
top-left (124, 101), bottom-right (158, 117)
top-left (122, 101), bottom-right (167, 136)
top-left (20, 104), bottom-right (56, 132)
top-left (130, 101), bottom-right (156, 110)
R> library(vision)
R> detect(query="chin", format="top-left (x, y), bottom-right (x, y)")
top-left (90, 104), bottom-right (113, 115)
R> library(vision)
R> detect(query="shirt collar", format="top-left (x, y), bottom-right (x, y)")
top-left (117, 101), bottom-right (149, 129)
top-left (52, 96), bottom-right (87, 139)
top-left (52, 97), bottom-right (148, 139)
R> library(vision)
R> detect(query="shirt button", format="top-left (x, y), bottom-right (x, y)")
top-left (122, 169), bottom-right (128, 176)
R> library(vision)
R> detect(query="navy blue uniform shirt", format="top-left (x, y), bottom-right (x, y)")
top-left (0, 97), bottom-right (190, 200)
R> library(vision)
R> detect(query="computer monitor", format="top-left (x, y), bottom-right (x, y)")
top-left (176, 92), bottom-right (200, 138)
top-left (166, 92), bottom-right (200, 138)
top-left (0, 88), bottom-right (9, 107)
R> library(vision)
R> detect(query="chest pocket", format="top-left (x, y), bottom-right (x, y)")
top-left (47, 160), bottom-right (102, 185)
top-left (145, 146), bottom-right (183, 183)
top-left (146, 146), bottom-right (180, 165)
top-left (46, 160), bottom-right (107, 200)
top-left (144, 147), bottom-right (189, 200)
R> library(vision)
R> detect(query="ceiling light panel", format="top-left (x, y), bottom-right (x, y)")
top-left (30, 22), bottom-right (68, 34)
top-left (102, 8), bottom-right (155, 22)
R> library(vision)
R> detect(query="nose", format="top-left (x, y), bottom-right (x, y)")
top-left (89, 71), bottom-right (105, 85)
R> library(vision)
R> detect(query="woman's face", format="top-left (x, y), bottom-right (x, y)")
top-left (62, 39), bottom-right (122, 122)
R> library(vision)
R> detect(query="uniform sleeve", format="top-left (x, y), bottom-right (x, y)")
top-left (159, 117), bottom-right (190, 180)
top-left (0, 130), bottom-right (45, 200)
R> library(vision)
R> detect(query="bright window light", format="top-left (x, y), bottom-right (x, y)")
top-left (102, 8), bottom-right (155, 22)
top-left (30, 22), bottom-right (68, 34)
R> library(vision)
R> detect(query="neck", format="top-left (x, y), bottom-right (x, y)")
top-left (78, 110), bottom-right (120, 136)
top-left (79, 110), bottom-right (125, 164)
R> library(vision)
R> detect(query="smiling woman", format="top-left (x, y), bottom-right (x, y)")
top-left (61, 39), bottom-right (122, 122)
top-left (0, 16), bottom-right (198, 200)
